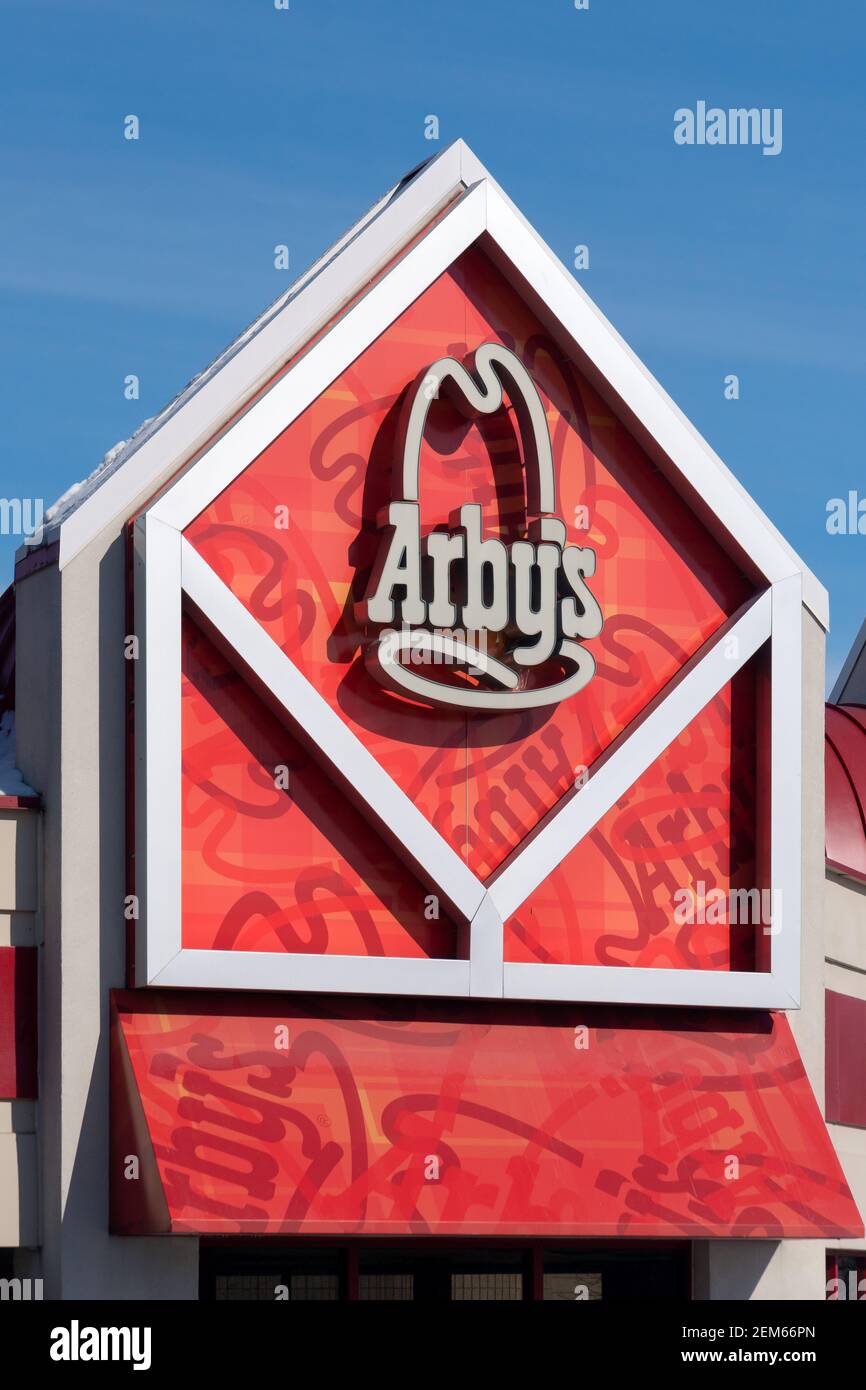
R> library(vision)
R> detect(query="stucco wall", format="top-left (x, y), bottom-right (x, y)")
top-left (15, 538), bottom-right (199, 1298)
top-left (693, 1240), bottom-right (826, 1301)
top-left (824, 875), bottom-right (866, 1265)
top-left (825, 873), bottom-right (866, 978)
top-left (787, 609), bottom-right (827, 1107)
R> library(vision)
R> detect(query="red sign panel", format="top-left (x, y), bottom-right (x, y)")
top-left (179, 246), bottom-right (757, 969)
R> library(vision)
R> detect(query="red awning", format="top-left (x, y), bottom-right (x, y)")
top-left (110, 991), bottom-right (862, 1240)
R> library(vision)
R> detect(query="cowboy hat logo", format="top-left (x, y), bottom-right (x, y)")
top-left (357, 343), bottom-right (602, 710)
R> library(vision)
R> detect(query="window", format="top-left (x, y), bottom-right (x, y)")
top-left (827, 1252), bottom-right (866, 1300)
top-left (215, 1274), bottom-right (281, 1302)
top-left (357, 1273), bottom-right (413, 1301)
top-left (451, 1272), bottom-right (523, 1301)
top-left (543, 1272), bottom-right (603, 1301)
top-left (202, 1242), bottom-right (689, 1301)
top-left (203, 1249), bottom-right (342, 1302)
top-left (544, 1247), bottom-right (688, 1300)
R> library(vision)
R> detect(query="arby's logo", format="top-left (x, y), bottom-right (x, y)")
top-left (356, 343), bottom-right (603, 710)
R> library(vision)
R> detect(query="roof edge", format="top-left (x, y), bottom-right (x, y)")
top-left (50, 139), bottom-right (828, 629)
top-left (52, 140), bottom-right (475, 571)
top-left (830, 616), bottom-right (866, 702)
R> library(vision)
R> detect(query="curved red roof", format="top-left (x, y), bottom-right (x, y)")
top-left (826, 704), bottom-right (866, 883)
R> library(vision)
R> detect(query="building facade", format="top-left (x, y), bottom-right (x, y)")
top-left (0, 142), bottom-right (863, 1301)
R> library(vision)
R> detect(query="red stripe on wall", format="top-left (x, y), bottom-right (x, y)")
top-left (0, 946), bottom-right (37, 1099)
top-left (826, 989), bottom-right (866, 1128)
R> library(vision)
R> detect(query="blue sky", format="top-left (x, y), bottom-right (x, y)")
top-left (1, 0), bottom-right (863, 687)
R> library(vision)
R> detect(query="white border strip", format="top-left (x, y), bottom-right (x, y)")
top-left (150, 185), bottom-right (487, 532)
top-left (489, 591), bottom-right (773, 923)
top-left (181, 538), bottom-right (486, 928)
top-left (134, 516), bottom-right (183, 985)
top-left (770, 573), bottom-right (803, 1007)
top-left (503, 963), bottom-right (794, 1008)
top-left (153, 949), bottom-right (470, 997)
top-left (59, 141), bottom-right (475, 570)
top-left (466, 895), bottom-right (504, 998)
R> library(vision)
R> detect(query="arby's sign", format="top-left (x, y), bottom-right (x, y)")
top-left (357, 343), bottom-right (603, 710)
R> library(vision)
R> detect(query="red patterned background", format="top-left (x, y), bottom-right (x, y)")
top-left (179, 244), bottom-right (758, 969)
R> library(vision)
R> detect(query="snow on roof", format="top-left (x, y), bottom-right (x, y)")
top-left (44, 434), bottom-right (149, 532)
top-left (0, 711), bottom-right (37, 799)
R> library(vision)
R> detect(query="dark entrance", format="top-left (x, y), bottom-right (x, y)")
top-left (200, 1241), bottom-right (691, 1301)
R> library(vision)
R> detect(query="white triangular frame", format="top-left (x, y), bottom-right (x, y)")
top-left (132, 144), bottom-right (806, 1008)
